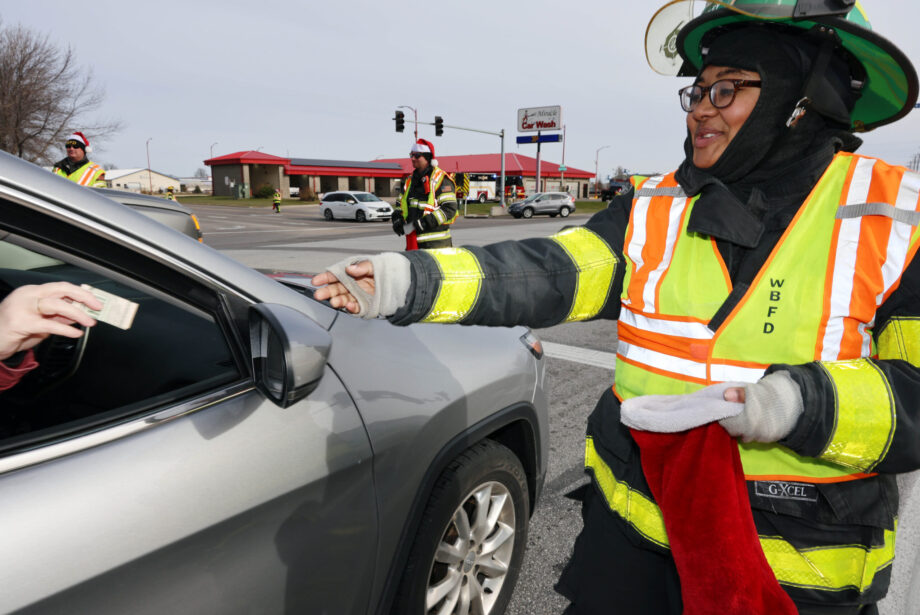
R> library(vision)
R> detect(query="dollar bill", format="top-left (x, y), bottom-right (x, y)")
top-left (79, 284), bottom-right (139, 330)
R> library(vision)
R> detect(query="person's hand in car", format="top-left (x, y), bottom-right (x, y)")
top-left (0, 282), bottom-right (102, 361)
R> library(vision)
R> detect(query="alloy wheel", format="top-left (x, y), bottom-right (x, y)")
top-left (424, 481), bottom-right (516, 615)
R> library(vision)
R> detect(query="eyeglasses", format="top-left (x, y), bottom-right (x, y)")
top-left (65, 142), bottom-right (82, 149)
top-left (409, 153), bottom-right (423, 159)
top-left (678, 79), bottom-right (762, 112)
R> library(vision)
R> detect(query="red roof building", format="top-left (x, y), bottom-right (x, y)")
top-left (205, 151), bottom-right (592, 199)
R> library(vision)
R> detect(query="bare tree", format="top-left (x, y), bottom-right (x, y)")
top-left (194, 167), bottom-right (209, 179)
top-left (0, 20), bottom-right (120, 165)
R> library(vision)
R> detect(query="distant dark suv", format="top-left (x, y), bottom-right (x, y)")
top-left (600, 181), bottom-right (630, 202)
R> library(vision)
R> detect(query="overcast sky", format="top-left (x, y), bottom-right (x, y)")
top-left (4, 1), bottom-right (919, 179)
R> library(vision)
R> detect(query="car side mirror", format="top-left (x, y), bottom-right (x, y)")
top-left (249, 303), bottom-right (331, 408)
top-left (347, 199), bottom-right (356, 204)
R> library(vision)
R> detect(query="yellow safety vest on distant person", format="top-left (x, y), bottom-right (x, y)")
top-left (399, 166), bottom-right (458, 244)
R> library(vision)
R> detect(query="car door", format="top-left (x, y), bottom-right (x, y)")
top-left (534, 194), bottom-right (551, 214)
top-left (325, 192), bottom-right (342, 217)
top-left (341, 193), bottom-right (357, 217)
top-left (0, 182), bottom-right (377, 614)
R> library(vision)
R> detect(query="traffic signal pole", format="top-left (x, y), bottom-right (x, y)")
top-left (394, 114), bottom-right (507, 207)
top-left (428, 120), bottom-right (507, 207)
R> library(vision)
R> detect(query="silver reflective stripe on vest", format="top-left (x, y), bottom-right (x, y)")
top-left (836, 203), bottom-right (920, 226)
top-left (636, 186), bottom-right (688, 197)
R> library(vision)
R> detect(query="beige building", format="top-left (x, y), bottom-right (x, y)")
top-left (105, 168), bottom-right (181, 194)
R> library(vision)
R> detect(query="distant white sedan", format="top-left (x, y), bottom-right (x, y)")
top-left (320, 190), bottom-right (393, 222)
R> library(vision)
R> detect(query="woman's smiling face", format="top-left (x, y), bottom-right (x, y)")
top-left (686, 65), bottom-right (762, 169)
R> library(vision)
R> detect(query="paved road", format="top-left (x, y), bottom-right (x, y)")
top-left (190, 202), bottom-right (611, 615)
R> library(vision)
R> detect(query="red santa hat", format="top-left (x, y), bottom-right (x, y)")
top-left (66, 131), bottom-right (92, 153)
top-left (410, 139), bottom-right (437, 166)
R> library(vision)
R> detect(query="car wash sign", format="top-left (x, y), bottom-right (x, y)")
top-left (517, 106), bottom-right (562, 133)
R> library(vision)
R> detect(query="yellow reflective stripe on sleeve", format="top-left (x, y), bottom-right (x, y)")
top-left (877, 316), bottom-right (920, 366)
top-left (417, 230), bottom-right (451, 242)
top-left (761, 525), bottom-right (895, 592)
top-left (550, 227), bottom-right (617, 322)
top-left (437, 192), bottom-right (456, 204)
top-left (584, 436), bottom-right (669, 548)
top-left (818, 359), bottom-right (895, 472)
top-left (433, 209), bottom-right (447, 225)
top-left (421, 247), bottom-right (482, 323)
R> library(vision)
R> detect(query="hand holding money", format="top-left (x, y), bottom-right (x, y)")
top-left (79, 284), bottom-right (139, 330)
top-left (0, 282), bottom-right (104, 361)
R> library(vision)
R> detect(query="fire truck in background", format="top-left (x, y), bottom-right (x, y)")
top-left (465, 174), bottom-right (526, 203)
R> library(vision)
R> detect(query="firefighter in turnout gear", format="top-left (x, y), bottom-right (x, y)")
top-left (313, 2), bottom-right (920, 612)
top-left (391, 139), bottom-right (457, 250)
top-left (165, 186), bottom-right (176, 201)
top-left (272, 188), bottom-right (282, 213)
top-left (52, 132), bottom-right (106, 187)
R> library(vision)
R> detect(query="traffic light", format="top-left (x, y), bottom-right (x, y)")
top-left (434, 115), bottom-right (444, 137)
top-left (395, 110), bottom-right (405, 133)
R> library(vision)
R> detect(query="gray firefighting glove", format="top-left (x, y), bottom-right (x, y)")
top-left (323, 252), bottom-right (411, 319)
top-left (719, 371), bottom-right (804, 443)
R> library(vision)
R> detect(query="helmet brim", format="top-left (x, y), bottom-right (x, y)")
top-left (647, 1), bottom-right (918, 131)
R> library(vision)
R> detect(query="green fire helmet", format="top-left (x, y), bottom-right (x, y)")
top-left (645, 0), bottom-right (918, 131)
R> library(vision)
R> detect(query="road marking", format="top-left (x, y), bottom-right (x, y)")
top-left (541, 341), bottom-right (616, 370)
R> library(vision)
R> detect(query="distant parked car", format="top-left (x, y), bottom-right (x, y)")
top-left (508, 192), bottom-right (576, 219)
top-left (289, 186), bottom-right (300, 197)
top-left (91, 187), bottom-right (203, 241)
top-left (320, 191), bottom-right (393, 222)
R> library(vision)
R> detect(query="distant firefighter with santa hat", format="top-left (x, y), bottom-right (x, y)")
top-left (52, 131), bottom-right (106, 187)
top-left (393, 138), bottom-right (458, 249)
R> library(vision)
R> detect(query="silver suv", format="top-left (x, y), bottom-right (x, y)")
top-left (0, 151), bottom-right (547, 615)
top-left (509, 192), bottom-right (576, 219)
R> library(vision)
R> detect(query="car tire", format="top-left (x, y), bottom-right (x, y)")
top-left (356, 210), bottom-right (367, 222)
top-left (478, 194), bottom-right (487, 204)
top-left (559, 206), bottom-right (570, 218)
top-left (521, 207), bottom-right (534, 219)
top-left (323, 208), bottom-right (333, 221)
top-left (393, 439), bottom-right (529, 615)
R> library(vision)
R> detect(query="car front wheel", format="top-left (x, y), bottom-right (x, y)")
top-left (559, 206), bottom-right (570, 218)
top-left (521, 207), bottom-right (534, 219)
top-left (323, 208), bottom-right (333, 221)
top-left (356, 210), bottom-right (367, 222)
top-left (393, 440), bottom-right (529, 615)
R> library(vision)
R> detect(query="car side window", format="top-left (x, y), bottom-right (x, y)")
top-left (0, 234), bottom-right (242, 456)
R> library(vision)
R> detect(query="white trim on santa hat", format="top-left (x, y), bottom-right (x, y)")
top-left (68, 131), bottom-right (92, 152)
top-left (410, 139), bottom-right (438, 166)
